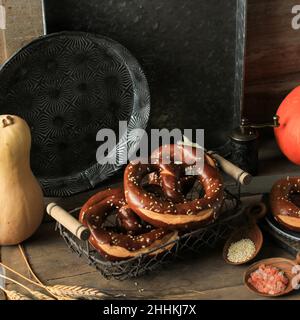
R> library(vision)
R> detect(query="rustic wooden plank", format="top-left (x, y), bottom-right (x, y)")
top-left (244, 0), bottom-right (300, 123)
top-left (1, 224), bottom-right (94, 284)
top-left (159, 285), bottom-right (300, 300)
top-left (1, 220), bottom-right (299, 300)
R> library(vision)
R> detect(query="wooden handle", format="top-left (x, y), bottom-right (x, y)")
top-left (46, 203), bottom-right (90, 241)
top-left (208, 151), bottom-right (252, 185)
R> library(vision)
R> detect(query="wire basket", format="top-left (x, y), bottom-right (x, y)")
top-left (55, 184), bottom-right (245, 280)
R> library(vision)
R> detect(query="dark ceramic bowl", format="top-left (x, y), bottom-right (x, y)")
top-left (0, 31), bottom-right (150, 196)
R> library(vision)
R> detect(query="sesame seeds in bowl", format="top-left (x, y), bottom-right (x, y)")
top-left (223, 225), bottom-right (263, 266)
top-left (226, 238), bottom-right (256, 264)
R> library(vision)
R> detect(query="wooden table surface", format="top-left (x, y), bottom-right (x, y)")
top-left (1, 219), bottom-right (299, 300)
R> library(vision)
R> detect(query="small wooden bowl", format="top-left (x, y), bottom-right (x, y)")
top-left (223, 225), bottom-right (263, 265)
top-left (223, 203), bottom-right (266, 265)
top-left (244, 253), bottom-right (300, 297)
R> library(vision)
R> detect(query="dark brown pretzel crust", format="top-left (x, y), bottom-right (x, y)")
top-left (79, 188), bottom-right (178, 261)
top-left (270, 177), bottom-right (300, 231)
top-left (124, 144), bottom-right (224, 230)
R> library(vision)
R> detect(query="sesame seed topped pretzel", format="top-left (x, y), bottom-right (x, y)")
top-left (124, 144), bottom-right (224, 230)
top-left (270, 176), bottom-right (300, 231)
top-left (79, 188), bottom-right (178, 261)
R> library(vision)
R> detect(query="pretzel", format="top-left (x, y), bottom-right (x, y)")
top-left (270, 177), bottom-right (300, 231)
top-left (124, 144), bottom-right (224, 230)
top-left (79, 188), bottom-right (178, 261)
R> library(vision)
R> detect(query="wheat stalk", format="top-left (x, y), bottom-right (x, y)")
top-left (0, 261), bottom-right (45, 288)
top-left (0, 274), bottom-right (38, 298)
top-left (31, 290), bottom-right (55, 300)
top-left (18, 245), bottom-right (43, 285)
top-left (18, 245), bottom-right (62, 299)
top-left (0, 261), bottom-right (60, 300)
top-left (46, 285), bottom-right (106, 300)
top-left (0, 247), bottom-right (111, 300)
top-left (32, 290), bottom-right (75, 301)
top-left (2, 289), bottom-right (32, 300)
top-left (18, 245), bottom-right (115, 300)
top-left (17, 245), bottom-right (125, 300)
top-left (0, 261), bottom-right (76, 300)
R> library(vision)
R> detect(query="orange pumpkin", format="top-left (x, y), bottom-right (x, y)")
top-left (275, 86), bottom-right (300, 165)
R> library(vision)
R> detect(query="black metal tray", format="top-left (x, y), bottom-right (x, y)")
top-left (0, 32), bottom-right (150, 196)
top-left (43, 0), bottom-right (247, 153)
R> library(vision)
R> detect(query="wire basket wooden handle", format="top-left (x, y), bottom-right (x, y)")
top-left (208, 151), bottom-right (252, 185)
top-left (179, 137), bottom-right (252, 185)
top-left (46, 203), bottom-right (90, 241)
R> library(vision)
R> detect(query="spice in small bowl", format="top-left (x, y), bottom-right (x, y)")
top-left (227, 238), bottom-right (256, 264)
top-left (247, 264), bottom-right (288, 296)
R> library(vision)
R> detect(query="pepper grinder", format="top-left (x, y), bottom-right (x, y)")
top-left (229, 115), bottom-right (280, 176)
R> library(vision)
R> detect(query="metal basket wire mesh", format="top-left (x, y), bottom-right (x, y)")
top-left (56, 183), bottom-right (245, 280)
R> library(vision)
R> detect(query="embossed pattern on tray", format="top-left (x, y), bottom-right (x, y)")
top-left (0, 32), bottom-right (150, 196)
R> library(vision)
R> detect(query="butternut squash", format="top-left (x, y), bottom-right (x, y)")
top-left (0, 115), bottom-right (44, 245)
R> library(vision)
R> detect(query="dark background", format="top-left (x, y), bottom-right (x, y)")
top-left (43, 0), bottom-right (245, 151)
